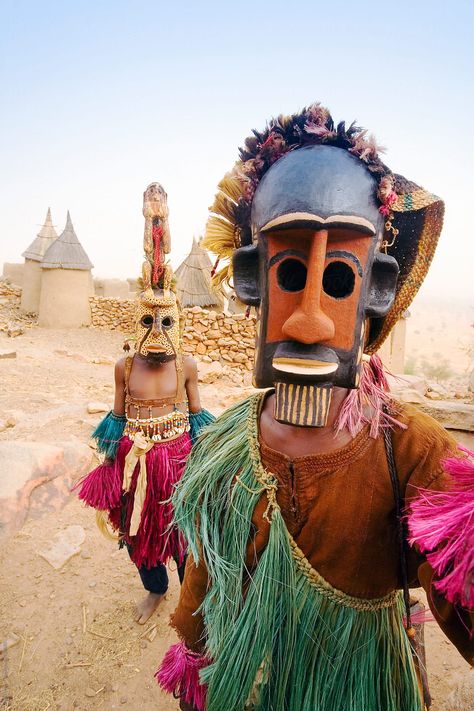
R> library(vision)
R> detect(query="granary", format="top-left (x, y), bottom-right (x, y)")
top-left (20, 208), bottom-right (58, 313)
top-left (38, 211), bottom-right (93, 327)
top-left (175, 238), bottom-right (224, 310)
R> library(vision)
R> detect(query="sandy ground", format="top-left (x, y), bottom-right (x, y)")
top-left (0, 322), bottom-right (472, 711)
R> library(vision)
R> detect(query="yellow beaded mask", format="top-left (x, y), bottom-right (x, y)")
top-left (135, 288), bottom-right (181, 358)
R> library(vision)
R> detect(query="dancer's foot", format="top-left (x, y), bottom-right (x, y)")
top-left (134, 592), bottom-right (164, 624)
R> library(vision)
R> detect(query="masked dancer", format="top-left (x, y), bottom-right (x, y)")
top-left (76, 183), bottom-right (214, 624)
top-left (157, 104), bottom-right (473, 710)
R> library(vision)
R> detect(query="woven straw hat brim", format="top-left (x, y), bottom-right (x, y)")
top-left (366, 179), bottom-right (444, 353)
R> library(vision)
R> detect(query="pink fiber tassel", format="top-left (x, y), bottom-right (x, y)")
top-left (334, 354), bottom-right (405, 438)
top-left (156, 641), bottom-right (209, 711)
top-left (408, 446), bottom-right (474, 608)
top-left (73, 460), bottom-right (123, 510)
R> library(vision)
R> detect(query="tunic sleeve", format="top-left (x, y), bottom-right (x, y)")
top-left (171, 552), bottom-right (209, 652)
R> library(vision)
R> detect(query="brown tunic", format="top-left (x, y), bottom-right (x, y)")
top-left (172, 402), bottom-right (474, 664)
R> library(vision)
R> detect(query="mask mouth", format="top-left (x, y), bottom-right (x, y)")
top-left (272, 343), bottom-right (339, 377)
top-left (146, 345), bottom-right (167, 354)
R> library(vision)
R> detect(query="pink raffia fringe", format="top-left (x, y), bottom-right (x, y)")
top-left (408, 446), bottom-right (474, 608)
top-left (334, 354), bottom-right (406, 438)
top-left (156, 641), bottom-right (209, 711)
top-left (74, 432), bottom-right (192, 569)
top-left (73, 460), bottom-right (122, 511)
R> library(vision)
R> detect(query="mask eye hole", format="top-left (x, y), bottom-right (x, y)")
top-left (162, 316), bottom-right (174, 329)
top-left (323, 261), bottom-right (355, 299)
top-left (141, 314), bottom-right (154, 327)
top-left (276, 258), bottom-right (307, 292)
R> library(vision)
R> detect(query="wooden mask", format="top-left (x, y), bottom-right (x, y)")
top-left (233, 145), bottom-right (399, 426)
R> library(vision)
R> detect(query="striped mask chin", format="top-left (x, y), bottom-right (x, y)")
top-left (274, 381), bottom-right (333, 427)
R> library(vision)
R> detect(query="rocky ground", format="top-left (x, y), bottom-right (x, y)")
top-left (0, 284), bottom-right (473, 711)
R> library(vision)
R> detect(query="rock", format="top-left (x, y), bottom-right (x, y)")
top-left (88, 580), bottom-right (97, 588)
top-left (7, 324), bottom-right (24, 337)
top-left (196, 342), bottom-right (206, 355)
top-left (394, 388), bottom-right (427, 405)
top-left (427, 380), bottom-right (448, 395)
top-left (416, 400), bottom-right (474, 432)
top-left (243, 372), bottom-right (254, 386)
top-left (0, 420), bottom-right (9, 433)
top-left (0, 633), bottom-right (20, 653)
top-left (198, 361), bottom-right (223, 384)
top-left (389, 374), bottom-right (427, 397)
top-left (425, 390), bottom-right (442, 400)
top-left (87, 401), bottom-right (109, 414)
top-left (91, 357), bottom-right (115, 365)
top-left (38, 525), bottom-right (86, 569)
top-left (0, 349), bottom-right (16, 359)
top-left (0, 440), bottom-right (91, 502)
top-left (85, 688), bottom-right (97, 698)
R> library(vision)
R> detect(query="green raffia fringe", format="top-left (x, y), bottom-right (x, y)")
top-left (92, 410), bottom-right (126, 460)
top-left (189, 409), bottom-right (215, 445)
top-left (173, 393), bottom-right (422, 711)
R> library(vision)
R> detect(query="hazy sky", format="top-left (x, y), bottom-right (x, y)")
top-left (1, 0), bottom-right (473, 300)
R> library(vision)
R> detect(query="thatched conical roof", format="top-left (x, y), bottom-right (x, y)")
top-left (42, 211), bottom-right (93, 270)
top-left (22, 208), bottom-right (58, 262)
top-left (175, 238), bottom-right (223, 308)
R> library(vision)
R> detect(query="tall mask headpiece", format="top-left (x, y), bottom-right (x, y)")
top-left (203, 104), bottom-right (444, 428)
top-left (131, 183), bottom-right (182, 361)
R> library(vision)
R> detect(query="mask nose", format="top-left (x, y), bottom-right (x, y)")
top-left (150, 314), bottom-right (163, 335)
top-left (281, 230), bottom-right (335, 344)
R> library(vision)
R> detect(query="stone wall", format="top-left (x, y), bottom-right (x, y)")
top-left (89, 296), bottom-right (136, 331)
top-left (0, 280), bottom-right (22, 299)
top-left (183, 307), bottom-right (255, 371)
top-left (89, 297), bottom-right (256, 369)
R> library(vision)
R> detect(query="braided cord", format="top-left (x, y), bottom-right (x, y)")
top-left (246, 393), bottom-right (399, 611)
top-left (289, 536), bottom-right (399, 611)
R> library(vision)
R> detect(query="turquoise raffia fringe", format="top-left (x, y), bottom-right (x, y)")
top-left (92, 410), bottom-right (126, 460)
top-left (173, 393), bottom-right (422, 711)
top-left (189, 408), bottom-right (215, 445)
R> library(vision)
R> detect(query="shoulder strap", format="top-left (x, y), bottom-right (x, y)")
top-left (383, 424), bottom-right (432, 709)
top-left (175, 354), bottom-right (187, 405)
top-left (382, 425), bottom-right (412, 630)
top-left (124, 355), bottom-right (133, 395)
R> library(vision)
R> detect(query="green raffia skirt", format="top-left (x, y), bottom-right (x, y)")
top-left (173, 393), bottom-right (423, 711)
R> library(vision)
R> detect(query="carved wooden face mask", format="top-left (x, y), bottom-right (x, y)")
top-left (135, 289), bottom-right (181, 359)
top-left (233, 145), bottom-right (399, 426)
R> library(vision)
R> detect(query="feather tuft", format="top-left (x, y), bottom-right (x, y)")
top-left (408, 447), bottom-right (474, 608)
top-left (210, 192), bottom-right (238, 223)
top-left (334, 354), bottom-right (405, 438)
top-left (156, 642), bottom-right (209, 711)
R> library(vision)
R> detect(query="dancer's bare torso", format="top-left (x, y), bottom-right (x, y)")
top-left (113, 354), bottom-right (202, 420)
